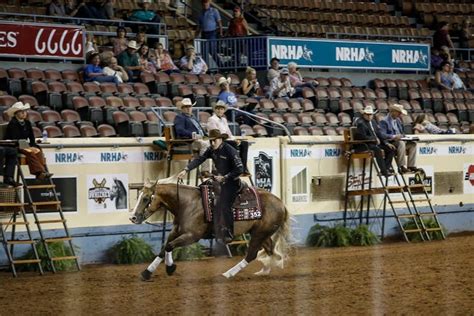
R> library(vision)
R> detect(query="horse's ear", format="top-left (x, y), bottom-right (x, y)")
top-left (145, 178), bottom-right (150, 185)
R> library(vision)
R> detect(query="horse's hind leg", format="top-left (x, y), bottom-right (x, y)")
top-left (141, 226), bottom-right (180, 281)
top-left (254, 237), bottom-right (273, 276)
top-left (222, 235), bottom-right (266, 279)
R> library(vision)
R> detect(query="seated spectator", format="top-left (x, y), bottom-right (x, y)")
top-left (84, 52), bottom-right (119, 84)
top-left (450, 64), bottom-right (466, 90)
top-left (217, 77), bottom-right (238, 107)
top-left (111, 26), bottom-right (128, 56)
top-left (47, 0), bottom-right (66, 16)
top-left (85, 32), bottom-right (99, 55)
top-left (174, 98), bottom-right (211, 172)
top-left (288, 62), bottom-right (318, 90)
top-left (241, 67), bottom-right (262, 98)
top-left (268, 68), bottom-right (300, 99)
top-left (138, 44), bottom-right (157, 74)
top-left (439, 46), bottom-right (453, 64)
top-left (354, 106), bottom-right (395, 177)
top-left (135, 31), bottom-right (147, 47)
top-left (117, 40), bottom-right (143, 80)
top-left (103, 57), bottom-right (129, 83)
top-left (430, 48), bottom-right (443, 70)
top-left (155, 42), bottom-right (180, 74)
top-left (435, 61), bottom-right (454, 90)
top-left (0, 146), bottom-right (20, 187)
top-left (267, 57), bottom-right (280, 84)
top-left (413, 114), bottom-right (455, 134)
top-left (103, 0), bottom-right (116, 19)
top-left (227, 6), bottom-right (248, 37)
top-left (128, 0), bottom-right (161, 34)
top-left (180, 45), bottom-right (208, 74)
top-left (207, 101), bottom-right (250, 175)
top-left (4, 102), bottom-right (52, 180)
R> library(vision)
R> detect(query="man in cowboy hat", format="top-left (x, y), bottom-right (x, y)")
top-left (117, 40), bottom-right (143, 79)
top-left (179, 45), bottom-right (208, 74)
top-left (178, 129), bottom-right (244, 243)
top-left (354, 106), bottom-right (396, 177)
top-left (379, 104), bottom-right (418, 174)
top-left (207, 100), bottom-right (250, 175)
top-left (4, 102), bottom-right (52, 180)
top-left (174, 98), bottom-right (211, 172)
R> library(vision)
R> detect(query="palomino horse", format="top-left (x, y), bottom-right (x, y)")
top-left (130, 177), bottom-right (291, 280)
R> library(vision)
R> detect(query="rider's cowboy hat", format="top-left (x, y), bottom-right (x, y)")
top-left (127, 40), bottom-right (139, 50)
top-left (389, 103), bottom-right (407, 115)
top-left (361, 105), bottom-right (376, 115)
top-left (217, 77), bottom-right (231, 86)
top-left (176, 98), bottom-right (196, 110)
top-left (212, 100), bottom-right (228, 112)
top-left (6, 101), bottom-right (30, 117)
top-left (207, 129), bottom-right (229, 140)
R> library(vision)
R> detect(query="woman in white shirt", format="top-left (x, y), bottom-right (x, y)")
top-left (207, 101), bottom-right (250, 175)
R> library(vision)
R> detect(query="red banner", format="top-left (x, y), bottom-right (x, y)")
top-left (0, 22), bottom-right (84, 59)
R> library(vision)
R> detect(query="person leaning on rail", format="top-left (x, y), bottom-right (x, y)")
top-left (4, 102), bottom-right (52, 180)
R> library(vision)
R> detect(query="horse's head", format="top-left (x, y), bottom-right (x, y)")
top-left (129, 179), bottom-right (159, 224)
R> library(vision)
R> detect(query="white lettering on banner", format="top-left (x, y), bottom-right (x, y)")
top-left (392, 49), bottom-right (428, 65)
top-left (272, 44), bottom-right (314, 61)
top-left (0, 31), bottom-right (18, 48)
top-left (335, 47), bottom-right (375, 63)
top-left (35, 29), bottom-right (82, 56)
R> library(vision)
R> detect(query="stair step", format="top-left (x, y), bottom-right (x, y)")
top-left (407, 184), bottom-right (425, 189)
top-left (228, 240), bottom-right (248, 245)
top-left (32, 201), bottom-right (61, 206)
top-left (398, 214), bottom-right (416, 218)
top-left (7, 240), bottom-right (35, 244)
top-left (44, 237), bottom-right (72, 243)
top-left (404, 229), bottom-right (422, 233)
top-left (425, 227), bottom-right (443, 232)
top-left (419, 212), bottom-right (437, 216)
top-left (51, 256), bottom-right (77, 261)
top-left (391, 198), bottom-right (431, 204)
top-left (12, 259), bottom-right (41, 264)
top-left (26, 184), bottom-right (56, 189)
top-left (0, 221), bottom-right (29, 225)
top-left (36, 219), bottom-right (66, 224)
top-left (0, 202), bottom-right (26, 207)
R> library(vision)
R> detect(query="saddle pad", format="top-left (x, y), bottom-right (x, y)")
top-left (201, 185), bottom-right (262, 223)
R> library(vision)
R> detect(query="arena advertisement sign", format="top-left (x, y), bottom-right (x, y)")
top-left (463, 164), bottom-right (474, 194)
top-left (87, 174), bottom-right (129, 213)
top-left (268, 37), bottom-right (430, 71)
top-left (0, 22), bottom-right (84, 59)
top-left (23, 176), bottom-right (77, 212)
top-left (254, 151), bottom-right (273, 192)
top-left (291, 166), bottom-right (308, 203)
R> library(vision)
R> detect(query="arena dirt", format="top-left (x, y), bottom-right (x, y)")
top-left (1, 235), bottom-right (473, 315)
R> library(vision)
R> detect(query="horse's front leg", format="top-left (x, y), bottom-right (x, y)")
top-left (141, 226), bottom-right (180, 281)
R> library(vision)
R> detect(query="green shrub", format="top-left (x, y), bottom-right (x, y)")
top-left (402, 218), bottom-right (445, 242)
top-left (350, 225), bottom-right (380, 246)
top-left (172, 243), bottom-right (206, 261)
top-left (18, 242), bottom-right (77, 272)
top-left (306, 224), bottom-right (351, 247)
top-left (108, 236), bottom-right (155, 264)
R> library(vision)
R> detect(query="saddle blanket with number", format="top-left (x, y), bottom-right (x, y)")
top-left (201, 184), bottom-right (262, 223)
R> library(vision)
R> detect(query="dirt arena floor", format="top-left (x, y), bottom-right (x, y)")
top-left (1, 235), bottom-right (473, 315)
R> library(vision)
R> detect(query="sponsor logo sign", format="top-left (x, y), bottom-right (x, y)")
top-left (464, 164), bottom-right (474, 194)
top-left (291, 167), bottom-right (308, 203)
top-left (88, 174), bottom-right (128, 212)
top-left (254, 152), bottom-right (273, 192)
top-left (0, 22), bottom-right (84, 59)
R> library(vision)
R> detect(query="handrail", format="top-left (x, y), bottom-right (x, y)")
top-left (229, 107), bottom-right (293, 143)
top-left (326, 32), bottom-right (432, 44)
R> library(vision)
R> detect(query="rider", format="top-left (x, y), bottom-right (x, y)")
top-left (178, 129), bottom-right (243, 243)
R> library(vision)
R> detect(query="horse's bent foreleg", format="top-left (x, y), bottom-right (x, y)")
top-left (222, 236), bottom-right (266, 279)
top-left (254, 237), bottom-right (274, 276)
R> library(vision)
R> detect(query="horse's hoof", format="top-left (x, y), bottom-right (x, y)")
top-left (166, 264), bottom-right (177, 276)
top-left (254, 267), bottom-right (271, 276)
top-left (222, 271), bottom-right (233, 279)
top-left (141, 269), bottom-right (152, 281)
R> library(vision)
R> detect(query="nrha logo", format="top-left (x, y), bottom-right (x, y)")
top-left (392, 49), bottom-right (428, 65)
top-left (336, 47), bottom-right (375, 63)
top-left (272, 44), bottom-right (313, 61)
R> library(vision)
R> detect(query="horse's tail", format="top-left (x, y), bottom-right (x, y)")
top-left (257, 206), bottom-right (292, 269)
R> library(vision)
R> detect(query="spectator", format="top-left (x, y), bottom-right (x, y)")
top-left (207, 100), bottom-right (250, 175)
top-left (103, 57), bottom-right (129, 83)
top-left (459, 20), bottom-right (472, 60)
top-left (433, 22), bottom-right (454, 52)
top-left (111, 26), bottom-right (128, 56)
top-left (135, 31), bottom-right (147, 47)
top-left (354, 106), bottom-right (395, 177)
top-left (268, 68), bottom-right (299, 99)
top-left (217, 77), bottom-right (238, 107)
top-left (174, 98), bottom-right (211, 173)
top-left (379, 104), bottom-right (418, 174)
top-left (47, 0), bottom-right (66, 16)
top-left (0, 146), bottom-right (20, 187)
top-left (450, 64), bottom-right (466, 90)
top-left (103, 0), bottom-right (116, 20)
top-left (240, 67), bottom-right (262, 98)
top-left (430, 48), bottom-right (443, 70)
top-left (65, 0), bottom-right (83, 17)
top-left (138, 44), bottom-right (157, 74)
top-left (227, 6), bottom-right (248, 37)
top-left (435, 61), bottom-right (454, 91)
top-left (413, 114), bottom-right (455, 134)
top-left (128, 0), bottom-right (161, 34)
top-left (4, 102), bottom-right (52, 180)
top-left (117, 40), bottom-right (142, 80)
top-left (85, 32), bottom-right (99, 55)
top-left (439, 46), bottom-right (453, 64)
top-left (84, 52), bottom-right (119, 84)
top-left (267, 57), bottom-right (280, 84)
top-left (154, 42), bottom-right (180, 74)
top-left (287, 62), bottom-right (318, 90)
top-left (197, 0), bottom-right (223, 39)
top-left (179, 45), bottom-right (208, 74)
